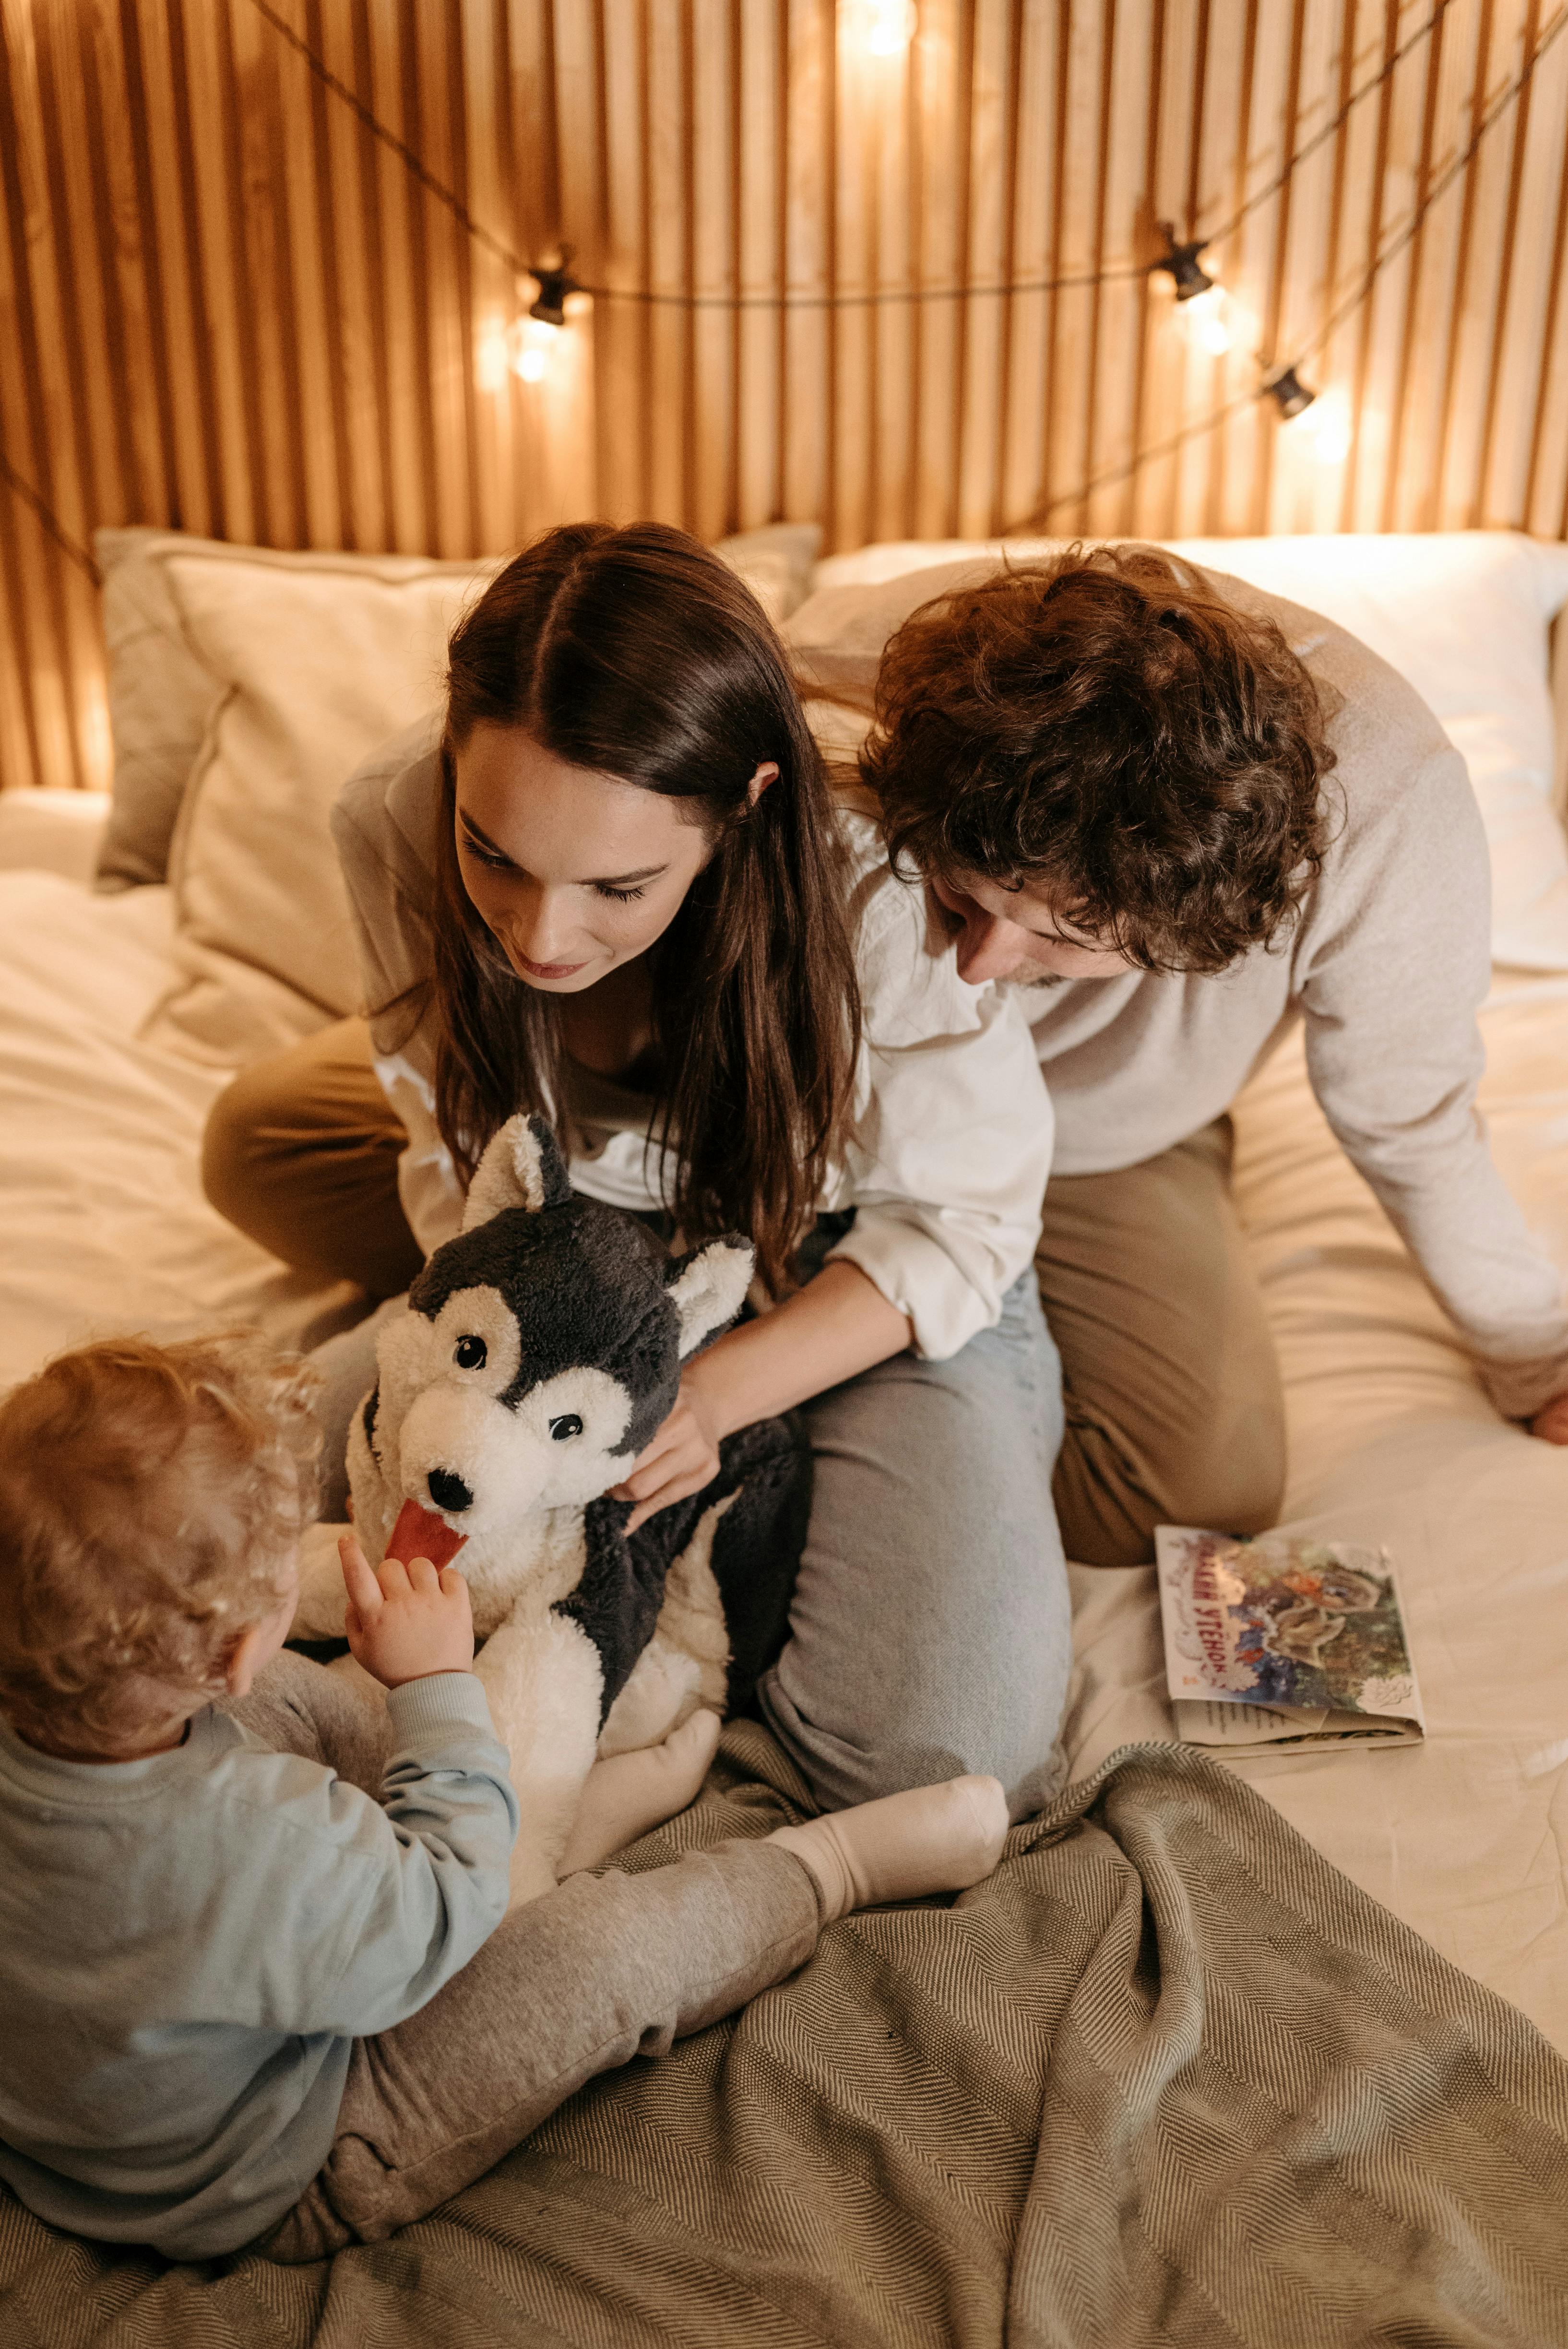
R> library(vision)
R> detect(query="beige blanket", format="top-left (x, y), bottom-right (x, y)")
top-left (3, 1731), bottom-right (1566, 2348)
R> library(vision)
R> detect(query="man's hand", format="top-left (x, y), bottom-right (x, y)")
top-left (338, 1530), bottom-right (475, 1688)
top-left (609, 1382), bottom-right (723, 1533)
top-left (1530, 1389), bottom-right (1568, 1444)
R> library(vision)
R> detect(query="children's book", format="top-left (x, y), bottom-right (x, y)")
top-left (1154, 1525), bottom-right (1424, 1751)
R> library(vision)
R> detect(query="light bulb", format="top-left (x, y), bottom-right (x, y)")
top-left (848, 0), bottom-right (916, 55)
top-left (1178, 284), bottom-right (1233, 356)
top-left (1284, 386), bottom-right (1351, 466)
top-left (508, 317), bottom-right (558, 384)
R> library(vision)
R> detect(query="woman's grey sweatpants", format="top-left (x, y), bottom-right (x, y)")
top-left (232, 1657), bottom-right (822, 2262)
top-left (308, 1257), bottom-right (1072, 1822)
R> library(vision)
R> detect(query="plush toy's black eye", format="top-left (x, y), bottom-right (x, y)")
top-left (454, 1335), bottom-right (487, 1370)
top-left (549, 1413), bottom-right (583, 1442)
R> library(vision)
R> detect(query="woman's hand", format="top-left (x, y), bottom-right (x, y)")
top-left (610, 1382), bottom-right (725, 1532)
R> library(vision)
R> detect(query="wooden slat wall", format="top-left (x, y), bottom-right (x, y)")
top-left (4, 0), bottom-right (1568, 793)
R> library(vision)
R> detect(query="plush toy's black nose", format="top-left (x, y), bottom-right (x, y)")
top-left (426, 1468), bottom-right (474, 1514)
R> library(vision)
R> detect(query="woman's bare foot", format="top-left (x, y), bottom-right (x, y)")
top-left (768, 1774), bottom-right (1009, 1922)
top-left (558, 1708), bottom-right (723, 1874)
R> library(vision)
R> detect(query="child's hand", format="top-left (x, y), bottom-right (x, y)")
top-left (338, 1530), bottom-right (475, 1688)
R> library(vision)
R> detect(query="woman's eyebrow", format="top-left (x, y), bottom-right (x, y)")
top-left (459, 812), bottom-right (668, 889)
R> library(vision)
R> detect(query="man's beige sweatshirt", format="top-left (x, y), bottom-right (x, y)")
top-left (789, 558), bottom-right (1568, 1421)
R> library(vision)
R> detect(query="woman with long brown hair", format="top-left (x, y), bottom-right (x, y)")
top-left (205, 522), bottom-right (1069, 1818)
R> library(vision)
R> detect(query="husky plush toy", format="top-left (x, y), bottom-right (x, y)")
top-left (291, 1114), bottom-right (809, 1901)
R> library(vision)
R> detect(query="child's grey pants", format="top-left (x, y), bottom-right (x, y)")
top-left (229, 1657), bottom-right (821, 2262)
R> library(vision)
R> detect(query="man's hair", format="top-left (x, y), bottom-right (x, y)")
top-left (0, 1332), bottom-right (321, 1756)
top-left (860, 542), bottom-right (1341, 973)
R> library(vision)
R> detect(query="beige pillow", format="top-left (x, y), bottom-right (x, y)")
top-left (146, 550), bottom-right (495, 1066)
top-left (94, 528), bottom-right (232, 891)
top-left (712, 522), bottom-right (822, 625)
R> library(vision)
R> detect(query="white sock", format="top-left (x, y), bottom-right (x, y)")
top-left (558, 1709), bottom-right (723, 1874)
top-left (768, 1774), bottom-right (1009, 1923)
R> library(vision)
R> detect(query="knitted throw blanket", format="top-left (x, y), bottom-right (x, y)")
top-left (3, 1729), bottom-right (1565, 2348)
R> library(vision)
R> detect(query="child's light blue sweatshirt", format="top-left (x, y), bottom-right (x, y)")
top-left (0, 1673), bottom-right (517, 2260)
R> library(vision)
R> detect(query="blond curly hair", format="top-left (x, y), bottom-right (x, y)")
top-left (0, 1331), bottom-right (321, 1757)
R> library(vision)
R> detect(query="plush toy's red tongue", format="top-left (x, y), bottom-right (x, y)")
top-left (385, 1497), bottom-right (469, 1572)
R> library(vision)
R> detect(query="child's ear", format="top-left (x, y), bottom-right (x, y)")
top-left (225, 1619), bottom-right (271, 1700)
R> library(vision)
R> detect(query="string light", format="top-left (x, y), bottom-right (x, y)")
top-left (1155, 231), bottom-right (1343, 460)
top-left (5, 0), bottom-right (1555, 578)
top-left (507, 318), bottom-right (557, 383)
top-left (1275, 383), bottom-right (1353, 467)
top-left (845, 0), bottom-right (916, 56)
top-left (526, 255), bottom-right (581, 329)
top-left (1153, 229), bottom-right (1217, 304)
top-left (504, 253), bottom-right (583, 384)
top-left (1264, 368), bottom-right (1317, 421)
top-left (1179, 285), bottom-right (1235, 356)
top-left (1152, 225), bottom-right (1241, 359)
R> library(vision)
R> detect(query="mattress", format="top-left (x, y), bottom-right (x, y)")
top-left (0, 869), bottom-right (361, 1388)
top-left (1066, 971), bottom-right (1568, 2049)
top-left (2, 689), bottom-right (1566, 2060)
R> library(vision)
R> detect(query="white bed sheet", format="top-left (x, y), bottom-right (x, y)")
top-left (1060, 975), bottom-right (1568, 2052)
top-left (0, 871), bottom-right (359, 1391)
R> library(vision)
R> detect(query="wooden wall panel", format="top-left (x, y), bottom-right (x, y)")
top-left (4, 0), bottom-right (1568, 793)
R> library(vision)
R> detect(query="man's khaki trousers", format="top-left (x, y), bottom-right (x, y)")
top-left (204, 1019), bottom-right (1286, 1568)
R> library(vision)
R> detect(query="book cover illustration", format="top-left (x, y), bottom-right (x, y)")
top-left (1154, 1525), bottom-right (1424, 1751)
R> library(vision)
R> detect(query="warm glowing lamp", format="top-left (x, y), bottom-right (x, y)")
top-left (846, 0), bottom-right (916, 56)
top-left (508, 318), bottom-right (557, 383)
top-left (507, 254), bottom-right (582, 385)
top-left (1179, 285), bottom-right (1234, 356)
top-left (1266, 370), bottom-right (1351, 464)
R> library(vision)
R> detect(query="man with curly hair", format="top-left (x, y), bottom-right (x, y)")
top-left (849, 542), bottom-right (1568, 1566)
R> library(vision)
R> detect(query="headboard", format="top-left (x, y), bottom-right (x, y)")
top-left (2, 0), bottom-right (1567, 798)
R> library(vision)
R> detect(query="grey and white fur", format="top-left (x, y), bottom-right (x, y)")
top-left (291, 1115), bottom-right (809, 1902)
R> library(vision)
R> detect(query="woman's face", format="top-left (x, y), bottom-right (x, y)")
top-left (452, 724), bottom-right (717, 993)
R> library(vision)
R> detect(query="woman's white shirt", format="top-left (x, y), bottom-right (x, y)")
top-left (330, 719), bottom-right (1054, 1361)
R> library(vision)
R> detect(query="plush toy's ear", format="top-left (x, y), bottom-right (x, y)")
top-left (461, 1114), bottom-right (572, 1232)
top-left (663, 1236), bottom-right (754, 1359)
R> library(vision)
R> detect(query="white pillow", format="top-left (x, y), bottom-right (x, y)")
top-left (147, 550), bottom-right (495, 1065)
top-left (790, 531), bottom-right (1568, 969)
top-left (1169, 534), bottom-right (1568, 971)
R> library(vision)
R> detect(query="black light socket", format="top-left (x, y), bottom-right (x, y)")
top-left (528, 251), bottom-right (580, 327)
top-left (1264, 367), bottom-right (1317, 420)
top-left (1153, 224), bottom-right (1216, 302)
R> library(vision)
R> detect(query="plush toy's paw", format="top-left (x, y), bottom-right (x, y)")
top-left (562, 1708), bottom-right (722, 1872)
top-left (290, 1521), bottom-right (351, 1640)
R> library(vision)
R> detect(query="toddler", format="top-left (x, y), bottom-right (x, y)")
top-left (0, 1331), bottom-right (1008, 2262)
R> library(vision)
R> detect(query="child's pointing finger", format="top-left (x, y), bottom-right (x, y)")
top-left (337, 1529), bottom-right (384, 1622)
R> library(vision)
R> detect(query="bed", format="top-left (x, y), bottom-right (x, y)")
top-left (1, 525), bottom-right (1566, 2345)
